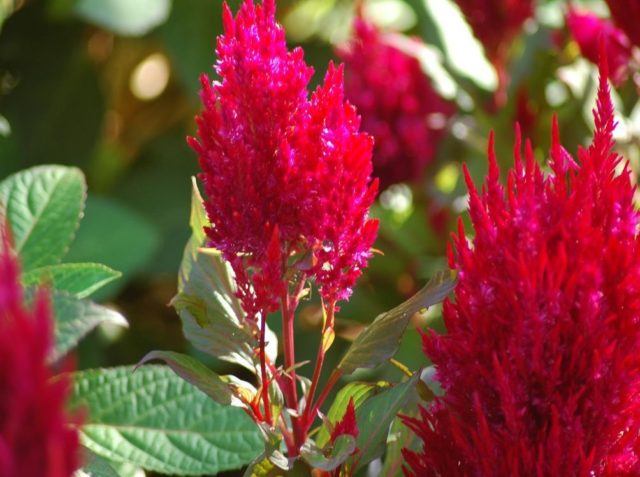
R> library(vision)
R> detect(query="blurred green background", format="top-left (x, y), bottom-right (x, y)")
top-left (0, 0), bottom-right (638, 474)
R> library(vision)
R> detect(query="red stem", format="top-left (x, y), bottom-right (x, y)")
top-left (309, 369), bottom-right (341, 428)
top-left (259, 312), bottom-right (272, 424)
top-left (281, 289), bottom-right (303, 454)
top-left (301, 301), bottom-right (336, 432)
top-left (281, 292), bottom-right (299, 406)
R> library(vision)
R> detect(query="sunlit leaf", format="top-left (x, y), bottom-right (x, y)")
top-left (46, 289), bottom-right (128, 362)
top-left (71, 366), bottom-right (263, 475)
top-left (22, 262), bottom-right (121, 299)
top-left (172, 181), bottom-right (258, 371)
top-left (0, 165), bottom-right (85, 271)
top-left (138, 350), bottom-right (252, 407)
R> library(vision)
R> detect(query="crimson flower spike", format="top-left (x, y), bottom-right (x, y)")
top-left (0, 233), bottom-right (80, 477)
top-left (402, 47), bottom-right (640, 476)
top-left (189, 0), bottom-right (378, 316)
top-left (605, 0), bottom-right (640, 48)
top-left (336, 18), bottom-right (454, 189)
top-left (454, 0), bottom-right (534, 105)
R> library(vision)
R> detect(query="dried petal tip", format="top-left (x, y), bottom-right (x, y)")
top-left (403, 49), bottom-right (640, 476)
top-left (0, 236), bottom-right (80, 477)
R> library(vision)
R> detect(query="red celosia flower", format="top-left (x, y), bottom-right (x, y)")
top-left (189, 0), bottom-right (378, 311)
top-left (514, 87), bottom-right (538, 139)
top-left (336, 19), bottom-right (454, 189)
top-left (403, 55), bottom-right (640, 475)
top-left (567, 9), bottom-right (632, 86)
top-left (330, 397), bottom-right (359, 443)
top-left (455, 0), bottom-right (534, 76)
top-left (605, 0), bottom-right (640, 48)
top-left (0, 238), bottom-right (80, 477)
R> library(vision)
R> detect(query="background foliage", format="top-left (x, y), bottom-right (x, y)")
top-left (1, 0), bottom-right (638, 475)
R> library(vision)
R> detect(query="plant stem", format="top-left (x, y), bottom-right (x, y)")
top-left (281, 292), bottom-right (299, 407)
top-left (259, 311), bottom-right (272, 424)
top-left (309, 369), bottom-right (341, 425)
top-left (281, 289), bottom-right (302, 454)
top-left (302, 300), bottom-right (336, 432)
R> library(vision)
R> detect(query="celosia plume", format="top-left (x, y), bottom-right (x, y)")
top-left (0, 236), bottom-right (80, 477)
top-left (189, 0), bottom-right (378, 311)
top-left (566, 9), bottom-right (632, 85)
top-left (605, 0), bottom-right (640, 48)
top-left (455, 0), bottom-right (534, 74)
top-left (330, 398), bottom-right (359, 444)
top-left (403, 55), bottom-right (640, 475)
top-left (337, 19), bottom-right (454, 189)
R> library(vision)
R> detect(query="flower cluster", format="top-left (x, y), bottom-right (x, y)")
top-left (403, 57), bottom-right (640, 475)
top-left (0, 237), bottom-right (80, 477)
top-left (455, 0), bottom-right (534, 73)
top-left (189, 0), bottom-right (378, 312)
top-left (337, 18), bottom-right (454, 189)
top-left (566, 8), bottom-right (632, 85)
top-left (605, 0), bottom-right (640, 48)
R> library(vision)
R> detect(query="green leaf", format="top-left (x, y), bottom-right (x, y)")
top-left (338, 270), bottom-right (457, 375)
top-left (22, 262), bottom-right (121, 299)
top-left (188, 176), bottom-right (207, 244)
top-left (48, 289), bottom-right (128, 361)
top-left (316, 381), bottom-right (388, 448)
top-left (354, 374), bottom-right (419, 470)
top-left (300, 435), bottom-right (356, 471)
top-left (0, 165), bottom-right (86, 271)
top-left (70, 366), bottom-right (263, 475)
top-left (138, 350), bottom-right (252, 407)
top-left (172, 181), bottom-right (257, 371)
top-left (75, 448), bottom-right (121, 477)
top-left (73, 0), bottom-right (171, 36)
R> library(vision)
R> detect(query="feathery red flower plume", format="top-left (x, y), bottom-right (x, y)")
top-left (605, 0), bottom-right (640, 48)
top-left (0, 236), bottom-right (80, 477)
top-left (567, 9), bottom-right (632, 86)
top-left (403, 54), bottom-right (640, 475)
top-left (189, 0), bottom-right (378, 311)
top-left (330, 397), bottom-right (359, 444)
top-left (337, 19), bottom-right (454, 189)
